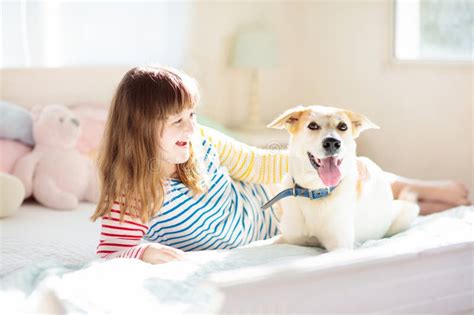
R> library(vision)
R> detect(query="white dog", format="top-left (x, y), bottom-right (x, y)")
top-left (262, 105), bottom-right (419, 251)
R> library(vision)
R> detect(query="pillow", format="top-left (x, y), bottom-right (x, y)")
top-left (0, 101), bottom-right (34, 146)
top-left (0, 139), bottom-right (32, 173)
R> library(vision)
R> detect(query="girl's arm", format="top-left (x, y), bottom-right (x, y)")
top-left (199, 125), bottom-right (289, 184)
top-left (96, 202), bottom-right (151, 259)
top-left (96, 202), bottom-right (185, 263)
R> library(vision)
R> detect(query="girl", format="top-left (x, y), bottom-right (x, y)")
top-left (90, 66), bottom-right (470, 265)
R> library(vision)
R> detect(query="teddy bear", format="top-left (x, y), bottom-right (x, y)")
top-left (13, 105), bottom-right (99, 210)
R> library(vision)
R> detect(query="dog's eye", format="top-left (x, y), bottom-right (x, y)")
top-left (338, 122), bottom-right (348, 131)
top-left (308, 122), bottom-right (320, 130)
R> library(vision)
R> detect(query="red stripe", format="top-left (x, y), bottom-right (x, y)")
top-left (102, 224), bottom-right (146, 235)
top-left (133, 248), bottom-right (141, 258)
top-left (137, 247), bottom-right (146, 259)
top-left (130, 247), bottom-right (138, 258)
top-left (102, 217), bottom-right (148, 230)
top-left (98, 243), bottom-right (135, 248)
top-left (100, 232), bottom-right (142, 239)
top-left (97, 250), bottom-right (115, 254)
top-left (123, 247), bottom-right (134, 258)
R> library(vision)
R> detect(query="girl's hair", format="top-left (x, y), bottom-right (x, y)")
top-left (90, 66), bottom-right (207, 224)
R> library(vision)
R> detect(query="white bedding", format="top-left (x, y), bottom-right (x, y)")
top-left (0, 201), bottom-right (100, 277)
top-left (0, 204), bottom-right (473, 314)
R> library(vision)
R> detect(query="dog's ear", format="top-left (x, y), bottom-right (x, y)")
top-left (267, 106), bottom-right (309, 131)
top-left (345, 111), bottom-right (380, 138)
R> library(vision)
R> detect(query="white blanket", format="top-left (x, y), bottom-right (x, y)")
top-left (1, 206), bottom-right (473, 314)
top-left (0, 202), bottom-right (101, 277)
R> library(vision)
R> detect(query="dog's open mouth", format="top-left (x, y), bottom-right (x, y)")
top-left (307, 152), bottom-right (343, 187)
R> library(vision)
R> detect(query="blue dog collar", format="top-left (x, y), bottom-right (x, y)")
top-left (261, 178), bottom-right (338, 210)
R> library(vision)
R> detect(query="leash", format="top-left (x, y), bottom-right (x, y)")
top-left (261, 178), bottom-right (338, 210)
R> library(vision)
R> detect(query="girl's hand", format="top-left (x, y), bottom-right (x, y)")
top-left (141, 244), bottom-right (186, 264)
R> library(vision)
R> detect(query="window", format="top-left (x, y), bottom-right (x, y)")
top-left (1, 1), bottom-right (191, 68)
top-left (394, 0), bottom-right (473, 61)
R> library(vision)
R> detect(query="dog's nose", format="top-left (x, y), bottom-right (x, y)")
top-left (322, 137), bottom-right (341, 154)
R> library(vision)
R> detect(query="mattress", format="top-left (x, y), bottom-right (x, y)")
top-left (0, 204), bottom-right (472, 314)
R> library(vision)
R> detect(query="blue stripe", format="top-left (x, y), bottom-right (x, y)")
top-left (149, 184), bottom-right (228, 245)
top-left (166, 185), bottom-right (232, 249)
top-left (207, 160), bottom-right (214, 173)
top-left (160, 171), bottom-right (220, 216)
top-left (150, 175), bottom-right (228, 241)
top-left (203, 145), bottom-right (212, 162)
top-left (237, 188), bottom-right (255, 245)
top-left (224, 185), bottom-right (247, 247)
top-left (258, 215), bottom-right (265, 239)
top-left (161, 192), bottom-right (189, 208)
top-left (152, 173), bottom-right (223, 227)
top-left (228, 229), bottom-right (243, 249)
top-left (186, 198), bottom-right (234, 251)
top-left (164, 188), bottom-right (231, 245)
top-left (266, 211), bottom-right (273, 238)
top-left (146, 173), bottom-right (224, 241)
top-left (178, 192), bottom-right (233, 251)
top-left (199, 197), bottom-right (239, 251)
top-left (206, 185), bottom-right (241, 249)
top-left (257, 184), bottom-right (279, 237)
top-left (242, 212), bottom-right (255, 245)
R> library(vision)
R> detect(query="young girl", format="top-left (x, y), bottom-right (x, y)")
top-left (90, 66), bottom-right (470, 265)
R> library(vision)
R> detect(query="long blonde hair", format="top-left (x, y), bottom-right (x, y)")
top-left (90, 66), bottom-right (207, 224)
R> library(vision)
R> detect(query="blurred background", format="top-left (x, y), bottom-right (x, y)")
top-left (1, 0), bottom-right (473, 195)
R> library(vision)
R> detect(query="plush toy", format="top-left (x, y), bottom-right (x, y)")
top-left (13, 105), bottom-right (99, 210)
top-left (0, 139), bottom-right (32, 173)
top-left (0, 100), bottom-right (34, 146)
top-left (0, 173), bottom-right (25, 218)
top-left (70, 103), bottom-right (108, 155)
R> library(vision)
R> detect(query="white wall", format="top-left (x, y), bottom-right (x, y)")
top-left (1, 0), bottom-right (472, 195)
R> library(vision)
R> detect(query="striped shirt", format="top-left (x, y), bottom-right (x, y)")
top-left (96, 125), bottom-right (289, 259)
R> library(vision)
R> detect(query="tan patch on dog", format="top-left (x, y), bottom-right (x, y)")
top-left (267, 106), bottom-right (311, 132)
top-left (356, 159), bottom-right (369, 199)
top-left (288, 110), bottom-right (312, 135)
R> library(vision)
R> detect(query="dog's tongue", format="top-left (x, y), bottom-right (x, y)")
top-left (317, 157), bottom-right (341, 187)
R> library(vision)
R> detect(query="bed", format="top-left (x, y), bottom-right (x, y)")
top-left (0, 202), bottom-right (473, 314)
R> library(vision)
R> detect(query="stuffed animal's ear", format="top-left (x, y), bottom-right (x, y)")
top-left (30, 105), bottom-right (45, 121)
top-left (267, 106), bottom-right (309, 130)
top-left (344, 110), bottom-right (380, 138)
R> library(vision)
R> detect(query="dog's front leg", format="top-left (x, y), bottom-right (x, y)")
top-left (317, 220), bottom-right (355, 251)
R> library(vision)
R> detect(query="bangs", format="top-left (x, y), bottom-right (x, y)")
top-left (128, 66), bottom-right (199, 121)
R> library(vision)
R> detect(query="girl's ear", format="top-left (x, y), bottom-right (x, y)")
top-left (344, 110), bottom-right (380, 138)
top-left (267, 106), bottom-right (309, 130)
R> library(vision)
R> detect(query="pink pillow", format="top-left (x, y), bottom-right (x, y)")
top-left (71, 104), bottom-right (108, 154)
top-left (0, 139), bottom-right (32, 173)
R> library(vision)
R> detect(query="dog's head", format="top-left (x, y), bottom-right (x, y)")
top-left (268, 105), bottom-right (379, 188)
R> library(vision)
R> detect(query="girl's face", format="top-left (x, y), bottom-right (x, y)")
top-left (159, 107), bottom-right (197, 165)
